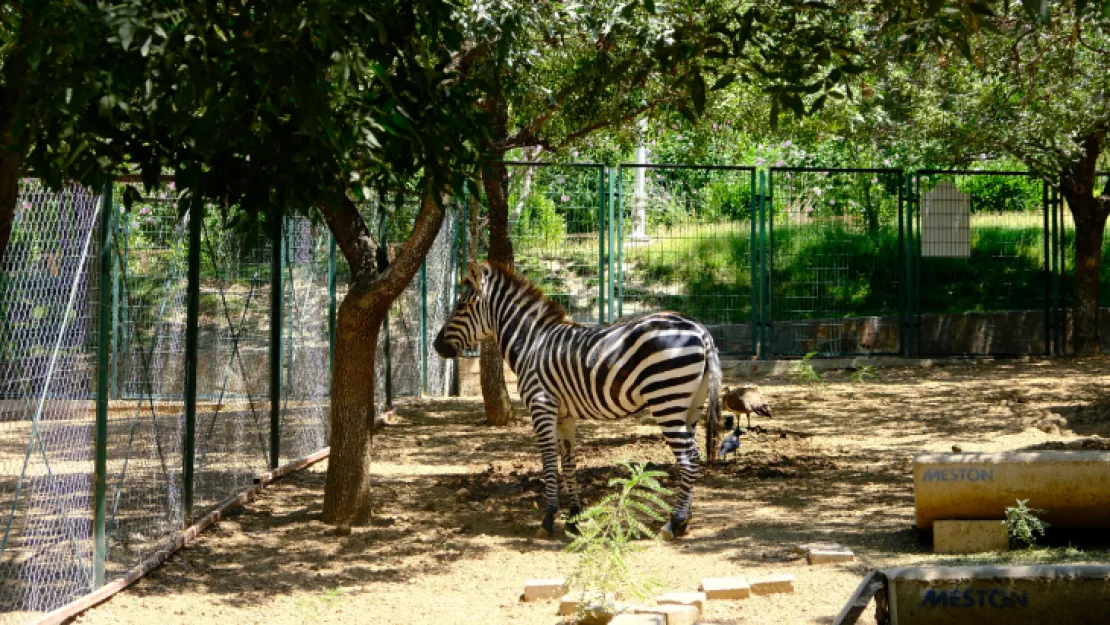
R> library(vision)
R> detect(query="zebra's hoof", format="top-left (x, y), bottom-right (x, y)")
top-left (660, 516), bottom-right (689, 540)
top-left (535, 525), bottom-right (552, 539)
top-left (536, 511), bottom-right (556, 539)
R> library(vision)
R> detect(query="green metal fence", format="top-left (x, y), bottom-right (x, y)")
top-left (911, 171), bottom-right (1053, 357)
top-left (766, 168), bottom-right (904, 357)
top-left (615, 165), bottom-right (758, 355)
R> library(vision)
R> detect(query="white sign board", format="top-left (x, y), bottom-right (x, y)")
top-left (922, 180), bottom-right (971, 258)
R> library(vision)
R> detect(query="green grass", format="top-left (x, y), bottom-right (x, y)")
top-left (507, 215), bottom-right (1108, 323)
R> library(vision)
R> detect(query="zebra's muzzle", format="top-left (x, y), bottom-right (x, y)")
top-left (433, 332), bottom-right (457, 358)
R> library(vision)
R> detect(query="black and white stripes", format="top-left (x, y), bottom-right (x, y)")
top-left (434, 262), bottom-right (721, 539)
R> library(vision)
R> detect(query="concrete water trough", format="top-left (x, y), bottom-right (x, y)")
top-left (913, 451), bottom-right (1110, 529)
top-left (882, 565), bottom-right (1110, 625)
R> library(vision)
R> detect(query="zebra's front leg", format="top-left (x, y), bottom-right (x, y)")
top-left (557, 417), bottom-right (583, 535)
top-left (661, 432), bottom-right (701, 541)
top-left (530, 403), bottom-right (562, 539)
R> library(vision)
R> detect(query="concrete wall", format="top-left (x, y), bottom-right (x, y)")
top-left (885, 565), bottom-right (1110, 625)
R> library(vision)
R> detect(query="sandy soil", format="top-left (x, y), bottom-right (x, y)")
top-left (69, 357), bottom-right (1110, 625)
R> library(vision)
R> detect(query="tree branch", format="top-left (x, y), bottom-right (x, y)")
top-left (371, 190), bottom-right (446, 303)
top-left (318, 193), bottom-right (380, 284)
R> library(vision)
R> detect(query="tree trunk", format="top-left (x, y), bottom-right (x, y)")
top-left (1060, 132), bottom-right (1108, 357)
top-left (0, 86), bottom-right (21, 267)
top-left (478, 97), bottom-right (515, 426)
top-left (1069, 198), bottom-right (1107, 356)
top-left (320, 191), bottom-right (445, 525)
top-left (323, 298), bottom-right (385, 524)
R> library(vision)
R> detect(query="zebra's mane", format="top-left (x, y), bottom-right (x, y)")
top-left (488, 262), bottom-right (571, 325)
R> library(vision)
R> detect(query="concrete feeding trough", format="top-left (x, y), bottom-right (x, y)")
top-left (882, 565), bottom-right (1110, 625)
top-left (913, 451), bottom-right (1110, 529)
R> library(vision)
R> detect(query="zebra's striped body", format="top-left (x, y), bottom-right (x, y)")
top-left (434, 262), bottom-right (721, 539)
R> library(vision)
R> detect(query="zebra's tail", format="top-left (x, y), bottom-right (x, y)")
top-left (705, 331), bottom-right (722, 462)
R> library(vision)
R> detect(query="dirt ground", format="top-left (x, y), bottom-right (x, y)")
top-left (69, 358), bottom-right (1110, 625)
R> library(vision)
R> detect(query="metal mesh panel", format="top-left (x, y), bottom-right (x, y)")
top-left (915, 171), bottom-right (1048, 356)
top-left (1054, 172), bottom-right (1109, 355)
top-left (279, 218), bottom-right (331, 462)
top-left (104, 183), bottom-right (186, 580)
top-left (768, 168), bottom-right (903, 357)
top-left (615, 165), bottom-right (756, 355)
top-left (192, 216), bottom-right (271, 513)
top-left (1, 181), bottom-right (100, 620)
top-left (495, 164), bottom-right (604, 325)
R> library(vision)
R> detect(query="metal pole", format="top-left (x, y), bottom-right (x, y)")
top-left (759, 171), bottom-right (769, 358)
top-left (749, 169), bottom-right (758, 357)
top-left (182, 195), bottom-right (202, 521)
top-left (94, 181), bottom-right (115, 587)
top-left (328, 234), bottom-right (337, 375)
top-left (420, 259), bottom-right (427, 396)
top-left (449, 196), bottom-right (461, 396)
top-left (119, 218), bottom-right (131, 398)
top-left (1051, 186), bottom-right (1061, 355)
top-left (269, 213), bottom-right (282, 470)
top-left (898, 173), bottom-right (906, 357)
top-left (110, 194), bottom-right (121, 400)
top-left (1043, 182), bottom-right (1050, 356)
top-left (617, 167), bottom-right (625, 319)
top-left (607, 167), bottom-right (615, 324)
top-left (380, 210), bottom-right (392, 406)
top-left (908, 175), bottom-right (918, 358)
top-left (598, 167), bottom-right (606, 324)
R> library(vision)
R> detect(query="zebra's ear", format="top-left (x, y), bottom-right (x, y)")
top-left (464, 261), bottom-right (483, 295)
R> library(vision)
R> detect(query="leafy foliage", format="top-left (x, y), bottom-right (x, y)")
top-left (565, 461), bottom-right (673, 613)
top-left (1005, 499), bottom-right (1050, 548)
top-left (851, 362), bottom-right (877, 384)
top-left (794, 351), bottom-right (825, 386)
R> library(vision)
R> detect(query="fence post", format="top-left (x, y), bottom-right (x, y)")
top-left (758, 171), bottom-right (769, 358)
top-left (328, 234), bottom-right (337, 376)
top-left (898, 173), bottom-right (906, 358)
top-left (269, 214), bottom-right (282, 470)
top-left (420, 258), bottom-right (427, 396)
top-left (1051, 185), bottom-right (1061, 355)
top-left (182, 195), bottom-right (203, 521)
top-left (905, 175), bottom-right (916, 358)
top-left (449, 195), bottom-right (461, 396)
top-left (598, 167), bottom-right (606, 324)
top-left (94, 181), bottom-right (116, 588)
top-left (110, 197), bottom-right (121, 400)
top-left (380, 210), bottom-right (392, 407)
top-left (1043, 181), bottom-right (1051, 356)
top-left (749, 169), bottom-right (758, 358)
top-left (607, 167), bottom-right (615, 324)
top-left (617, 167), bottom-right (625, 320)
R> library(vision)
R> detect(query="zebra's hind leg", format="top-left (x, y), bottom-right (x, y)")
top-left (557, 417), bottom-right (583, 535)
top-left (529, 401), bottom-right (562, 539)
top-left (652, 402), bottom-right (702, 540)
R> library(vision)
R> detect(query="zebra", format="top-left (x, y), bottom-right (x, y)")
top-left (433, 261), bottom-right (721, 540)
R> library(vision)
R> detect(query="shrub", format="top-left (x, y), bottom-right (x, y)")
top-left (955, 175), bottom-right (1043, 214)
top-left (565, 462), bottom-right (673, 616)
top-left (515, 192), bottom-right (567, 248)
top-left (1004, 499), bottom-right (1049, 548)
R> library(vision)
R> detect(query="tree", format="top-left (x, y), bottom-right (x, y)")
top-left (458, 0), bottom-right (869, 424)
top-left (868, 0), bottom-right (1110, 354)
top-left (5, 0), bottom-right (485, 525)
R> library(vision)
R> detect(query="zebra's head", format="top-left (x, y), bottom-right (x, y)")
top-left (434, 262), bottom-right (494, 359)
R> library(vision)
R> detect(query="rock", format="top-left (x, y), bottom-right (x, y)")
top-left (952, 444), bottom-right (963, 453)
top-left (633, 604), bottom-right (700, 625)
top-left (656, 592), bottom-right (705, 612)
top-left (333, 525), bottom-right (352, 537)
top-left (807, 548), bottom-right (855, 564)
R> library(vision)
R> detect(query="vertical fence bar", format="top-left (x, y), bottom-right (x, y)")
top-left (908, 174), bottom-right (918, 358)
top-left (749, 169), bottom-right (758, 357)
top-left (607, 167), bottom-right (615, 324)
top-left (449, 196), bottom-right (461, 396)
top-left (598, 167), bottom-right (606, 324)
top-left (1051, 186), bottom-right (1061, 355)
top-left (759, 171), bottom-right (770, 358)
top-left (617, 167), bottom-right (625, 319)
top-left (94, 181), bottom-right (115, 587)
top-left (328, 234), bottom-right (337, 375)
top-left (1043, 182), bottom-right (1051, 356)
top-left (420, 259), bottom-right (427, 396)
top-left (898, 173), bottom-right (906, 358)
top-left (182, 196), bottom-right (203, 520)
top-left (269, 214), bottom-right (282, 470)
top-left (110, 205), bottom-right (121, 401)
top-left (119, 219), bottom-right (130, 398)
top-left (380, 211), bottom-right (392, 406)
